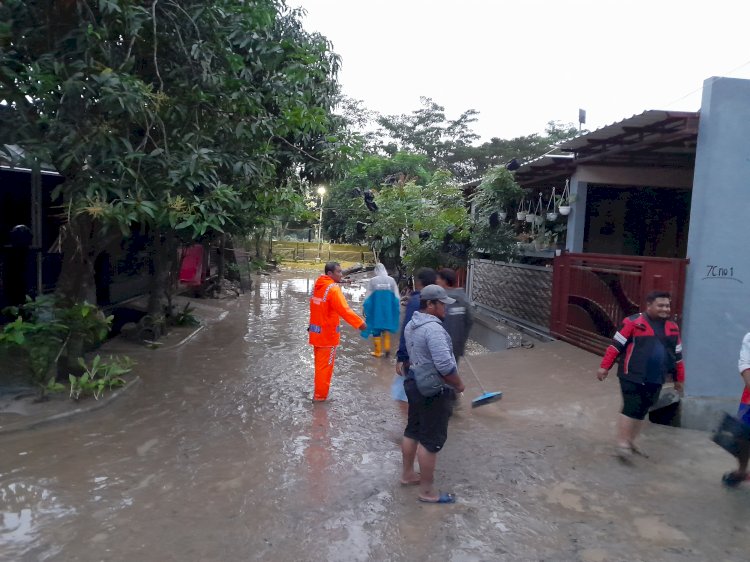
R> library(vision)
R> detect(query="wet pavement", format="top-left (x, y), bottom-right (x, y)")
top-left (1, 273), bottom-right (749, 561)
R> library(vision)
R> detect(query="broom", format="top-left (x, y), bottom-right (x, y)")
top-left (463, 356), bottom-right (503, 408)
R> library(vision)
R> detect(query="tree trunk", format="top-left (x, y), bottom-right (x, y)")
top-left (254, 231), bottom-right (262, 258)
top-left (55, 213), bottom-right (113, 377)
top-left (217, 234), bottom-right (226, 282)
top-left (55, 217), bottom-right (98, 306)
top-left (266, 230), bottom-right (274, 261)
top-left (147, 230), bottom-right (177, 316)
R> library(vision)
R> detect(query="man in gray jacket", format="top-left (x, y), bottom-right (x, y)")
top-left (401, 284), bottom-right (466, 504)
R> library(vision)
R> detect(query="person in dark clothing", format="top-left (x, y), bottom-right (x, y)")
top-left (597, 291), bottom-right (686, 462)
top-left (396, 268), bottom-right (437, 375)
top-left (436, 268), bottom-right (473, 361)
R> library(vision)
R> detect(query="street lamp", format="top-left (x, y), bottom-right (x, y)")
top-left (316, 186), bottom-right (326, 261)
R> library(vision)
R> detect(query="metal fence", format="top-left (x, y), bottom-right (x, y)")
top-left (273, 243), bottom-right (374, 263)
top-left (468, 259), bottom-right (553, 333)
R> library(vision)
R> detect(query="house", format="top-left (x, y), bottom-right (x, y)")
top-left (0, 146), bottom-right (150, 315)
top-left (468, 76), bottom-right (750, 430)
top-left (0, 146), bottom-right (64, 311)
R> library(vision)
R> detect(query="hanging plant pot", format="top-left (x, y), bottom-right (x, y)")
top-left (559, 205), bottom-right (571, 216)
top-left (534, 215), bottom-right (544, 226)
top-left (525, 213), bottom-right (535, 223)
top-left (517, 211), bottom-right (527, 221)
top-left (498, 211), bottom-right (507, 220)
top-left (546, 212), bottom-right (559, 221)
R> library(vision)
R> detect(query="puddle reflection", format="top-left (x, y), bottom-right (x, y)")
top-left (304, 405), bottom-right (334, 504)
top-left (0, 481), bottom-right (75, 558)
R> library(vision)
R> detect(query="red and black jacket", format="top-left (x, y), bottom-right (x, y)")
top-left (600, 313), bottom-right (685, 384)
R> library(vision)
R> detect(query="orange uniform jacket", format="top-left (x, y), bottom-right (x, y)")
top-left (308, 275), bottom-right (364, 347)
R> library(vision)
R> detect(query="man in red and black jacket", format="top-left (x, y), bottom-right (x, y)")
top-left (597, 290), bottom-right (685, 461)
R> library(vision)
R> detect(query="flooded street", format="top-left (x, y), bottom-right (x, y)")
top-left (1, 273), bottom-right (748, 561)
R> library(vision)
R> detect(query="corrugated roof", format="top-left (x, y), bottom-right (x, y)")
top-left (558, 110), bottom-right (698, 151)
top-left (514, 109), bottom-right (699, 188)
top-left (0, 144), bottom-right (59, 175)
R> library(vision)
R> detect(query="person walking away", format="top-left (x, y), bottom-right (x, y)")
top-left (363, 263), bottom-right (400, 358)
top-left (394, 268), bottom-right (437, 405)
top-left (309, 262), bottom-right (367, 401)
top-left (436, 268), bottom-right (473, 362)
top-left (401, 284), bottom-right (465, 503)
top-left (596, 291), bottom-right (685, 462)
top-left (722, 332), bottom-right (750, 486)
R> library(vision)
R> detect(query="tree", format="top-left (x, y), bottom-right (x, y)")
top-left (0, 0), bottom-right (345, 310)
top-left (322, 152), bottom-right (431, 243)
top-left (367, 169), bottom-right (470, 272)
top-left (470, 167), bottom-right (523, 262)
top-left (375, 97), bottom-right (480, 180)
top-left (0, 0), bottom-right (347, 372)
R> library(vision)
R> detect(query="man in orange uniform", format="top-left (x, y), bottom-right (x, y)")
top-left (309, 262), bottom-right (367, 401)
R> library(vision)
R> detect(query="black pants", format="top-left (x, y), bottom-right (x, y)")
top-left (620, 378), bottom-right (662, 420)
top-left (403, 379), bottom-right (454, 453)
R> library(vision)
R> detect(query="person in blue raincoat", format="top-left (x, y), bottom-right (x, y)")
top-left (362, 263), bottom-right (401, 357)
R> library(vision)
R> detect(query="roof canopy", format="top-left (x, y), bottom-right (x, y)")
top-left (514, 110), bottom-right (699, 188)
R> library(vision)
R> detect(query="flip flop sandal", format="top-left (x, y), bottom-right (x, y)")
top-left (630, 445), bottom-right (649, 458)
top-left (615, 446), bottom-right (634, 464)
top-left (418, 492), bottom-right (455, 504)
top-left (721, 471), bottom-right (749, 488)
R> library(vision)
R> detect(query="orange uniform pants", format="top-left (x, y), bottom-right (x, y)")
top-left (313, 346), bottom-right (337, 400)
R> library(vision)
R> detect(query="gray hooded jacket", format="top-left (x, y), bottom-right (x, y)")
top-left (404, 311), bottom-right (457, 377)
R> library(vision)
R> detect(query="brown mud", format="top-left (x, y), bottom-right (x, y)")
top-left (0, 273), bottom-right (748, 561)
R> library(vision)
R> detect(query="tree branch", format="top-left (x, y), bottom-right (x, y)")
top-left (152, 0), bottom-right (164, 93)
top-left (270, 135), bottom-right (322, 162)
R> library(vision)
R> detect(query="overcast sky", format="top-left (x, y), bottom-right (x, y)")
top-left (292, 0), bottom-right (750, 142)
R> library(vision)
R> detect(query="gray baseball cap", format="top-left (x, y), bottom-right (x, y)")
top-left (420, 284), bottom-right (455, 304)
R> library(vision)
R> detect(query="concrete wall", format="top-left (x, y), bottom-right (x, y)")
top-left (681, 76), bottom-right (750, 430)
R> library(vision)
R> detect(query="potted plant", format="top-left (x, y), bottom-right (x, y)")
top-left (545, 187), bottom-right (558, 221)
top-left (516, 197), bottom-right (527, 221)
top-left (558, 179), bottom-right (572, 215)
top-left (524, 197), bottom-right (536, 223)
top-left (473, 166), bottom-right (524, 224)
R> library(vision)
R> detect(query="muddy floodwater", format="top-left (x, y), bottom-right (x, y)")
top-left (1, 274), bottom-right (748, 561)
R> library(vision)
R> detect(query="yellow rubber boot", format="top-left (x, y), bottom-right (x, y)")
top-left (370, 336), bottom-right (383, 357)
top-left (383, 332), bottom-right (391, 358)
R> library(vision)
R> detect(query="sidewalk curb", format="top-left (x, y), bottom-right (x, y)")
top-left (473, 311), bottom-right (513, 337)
top-left (472, 307), bottom-right (555, 343)
top-left (0, 301), bottom-right (223, 435)
top-left (153, 324), bottom-right (206, 351)
top-left (0, 376), bottom-right (142, 436)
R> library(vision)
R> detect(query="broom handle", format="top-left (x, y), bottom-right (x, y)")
top-left (462, 356), bottom-right (487, 394)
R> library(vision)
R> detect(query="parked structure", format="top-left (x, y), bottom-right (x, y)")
top-left (0, 146), bottom-right (150, 314)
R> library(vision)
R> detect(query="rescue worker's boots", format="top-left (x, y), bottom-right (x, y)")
top-left (383, 332), bottom-right (391, 358)
top-left (370, 336), bottom-right (383, 357)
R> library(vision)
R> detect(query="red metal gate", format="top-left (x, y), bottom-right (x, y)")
top-left (550, 253), bottom-right (688, 355)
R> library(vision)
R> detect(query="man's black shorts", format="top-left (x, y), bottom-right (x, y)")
top-left (619, 378), bottom-right (662, 420)
top-left (403, 378), bottom-right (453, 453)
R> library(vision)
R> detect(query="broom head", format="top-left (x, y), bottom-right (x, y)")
top-left (471, 391), bottom-right (503, 408)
